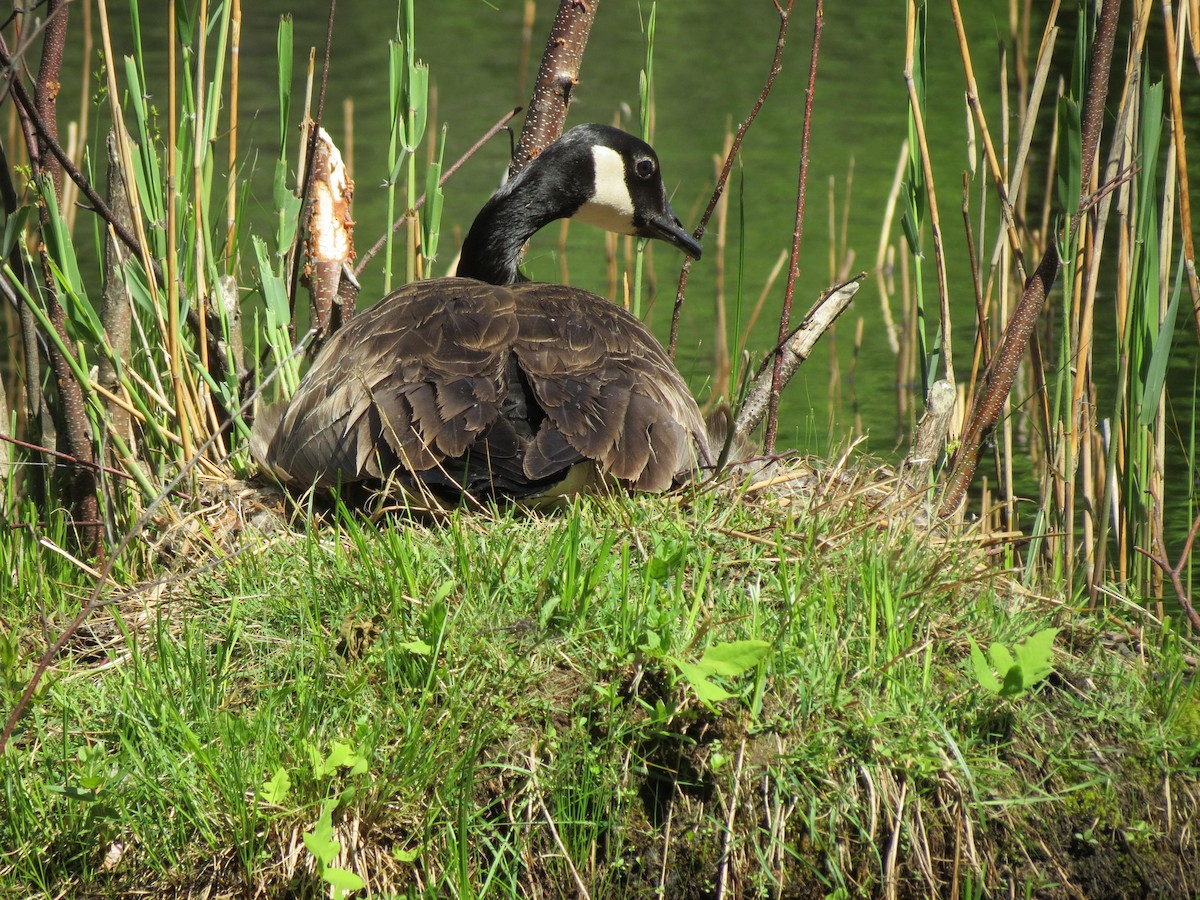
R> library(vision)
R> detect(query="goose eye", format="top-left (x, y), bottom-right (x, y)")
top-left (635, 158), bottom-right (655, 180)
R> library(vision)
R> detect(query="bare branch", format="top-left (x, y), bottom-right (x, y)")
top-left (764, 0), bottom-right (823, 453)
top-left (735, 276), bottom-right (859, 439)
top-left (670, 0), bottom-right (795, 358)
top-left (287, 0), bottom-right (340, 323)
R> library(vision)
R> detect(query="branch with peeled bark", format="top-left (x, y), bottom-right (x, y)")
top-left (509, 0), bottom-right (599, 178)
top-left (99, 131), bottom-right (134, 456)
top-left (900, 379), bottom-right (956, 498)
top-left (301, 127), bottom-right (358, 347)
top-left (734, 277), bottom-right (860, 439)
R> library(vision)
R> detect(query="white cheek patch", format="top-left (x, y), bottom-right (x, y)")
top-left (571, 144), bottom-right (638, 235)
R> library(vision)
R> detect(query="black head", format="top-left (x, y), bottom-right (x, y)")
top-left (563, 124), bottom-right (703, 259)
top-left (458, 124), bottom-right (701, 285)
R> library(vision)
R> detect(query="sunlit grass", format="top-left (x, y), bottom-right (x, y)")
top-left (2, 473), bottom-right (1197, 896)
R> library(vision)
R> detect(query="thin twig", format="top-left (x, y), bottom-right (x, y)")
top-left (0, 435), bottom-right (141, 485)
top-left (1135, 491), bottom-right (1200, 633)
top-left (0, 39), bottom-right (163, 288)
top-left (527, 752), bottom-right (592, 900)
top-left (764, 0), bottom-right (822, 453)
top-left (670, 0), bottom-right (794, 359)
top-left (354, 107), bottom-right (522, 278)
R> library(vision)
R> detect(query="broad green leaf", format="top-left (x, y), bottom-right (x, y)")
top-left (1, 204), bottom-right (32, 259)
top-left (639, 630), bottom-right (662, 653)
top-left (277, 15), bottom-right (294, 157)
top-left (273, 159), bottom-right (301, 255)
top-left (697, 640), bottom-right (771, 677)
top-left (675, 660), bottom-right (735, 704)
top-left (389, 41), bottom-right (406, 136)
top-left (968, 637), bottom-right (1001, 693)
top-left (1055, 95), bottom-right (1082, 219)
top-left (45, 782), bottom-right (98, 801)
top-left (1139, 255), bottom-right (1184, 427)
top-left (987, 642), bottom-right (1015, 676)
top-left (999, 664), bottom-right (1025, 698)
top-left (1013, 627), bottom-right (1058, 686)
top-left (405, 63), bottom-right (429, 151)
top-left (253, 236), bottom-right (290, 333)
top-left (38, 180), bottom-right (88, 310)
top-left (303, 802), bottom-right (340, 866)
top-left (899, 191), bottom-right (923, 255)
top-left (324, 867), bottom-right (364, 894)
top-left (260, 766), bottom-right (291, 804)
top-left (303, 829), bottom-right (340, 868)
top-left (325, 739), bottom-right (367, 775)
top-left (308, 743), bottom-right (328, 779)
top-left (421, 129), bottom-right (446, 262)
top-left (646, 541), bottom-right (687, 580)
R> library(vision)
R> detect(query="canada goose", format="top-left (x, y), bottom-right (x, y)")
top-left (255, 123), bottom-right (711, 508)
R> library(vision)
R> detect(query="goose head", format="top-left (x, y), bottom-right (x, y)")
top-left (458, 123), bottom-right (701, 284)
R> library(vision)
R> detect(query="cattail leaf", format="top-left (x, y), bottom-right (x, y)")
top-left (1138, 254), bottom-right (1184, 427)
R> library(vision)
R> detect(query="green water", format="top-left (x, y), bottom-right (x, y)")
top-left (54, 2), bottom-right (1200, 540)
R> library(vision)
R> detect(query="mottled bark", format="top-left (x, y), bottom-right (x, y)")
top-left (33, 0), bottom-right (69, 197)
top-left (940, 244), bottom-right (1059, 516)
top-left (209, 276), bottom-right (246, 392)
top-left (29, 1), bottom-right (102, 554)
top-left (99, 131), bottom-right (134, 454)
top-left (509, 0), bottom-right (599, 178)
top-left (940, 0), bottom-right (1117, 517)
top-left (1073, 0), bottom-right (1119, 228)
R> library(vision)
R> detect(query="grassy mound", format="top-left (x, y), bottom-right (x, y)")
top-left (2, 463), bottom-right (1197, 898)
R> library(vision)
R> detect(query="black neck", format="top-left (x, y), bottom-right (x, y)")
top-left (456, 143), bottom-right (595, 285)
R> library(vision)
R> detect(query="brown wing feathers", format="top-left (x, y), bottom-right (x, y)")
top-left (259, 278), bottom-right (710, 501)
top-left (263, 280), bottom-right (514, 488)
top-left (511, 283), bottom-right (709, 491)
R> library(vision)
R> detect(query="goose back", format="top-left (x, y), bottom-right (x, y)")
top-left (260, 277), bottom-right (711, 506)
